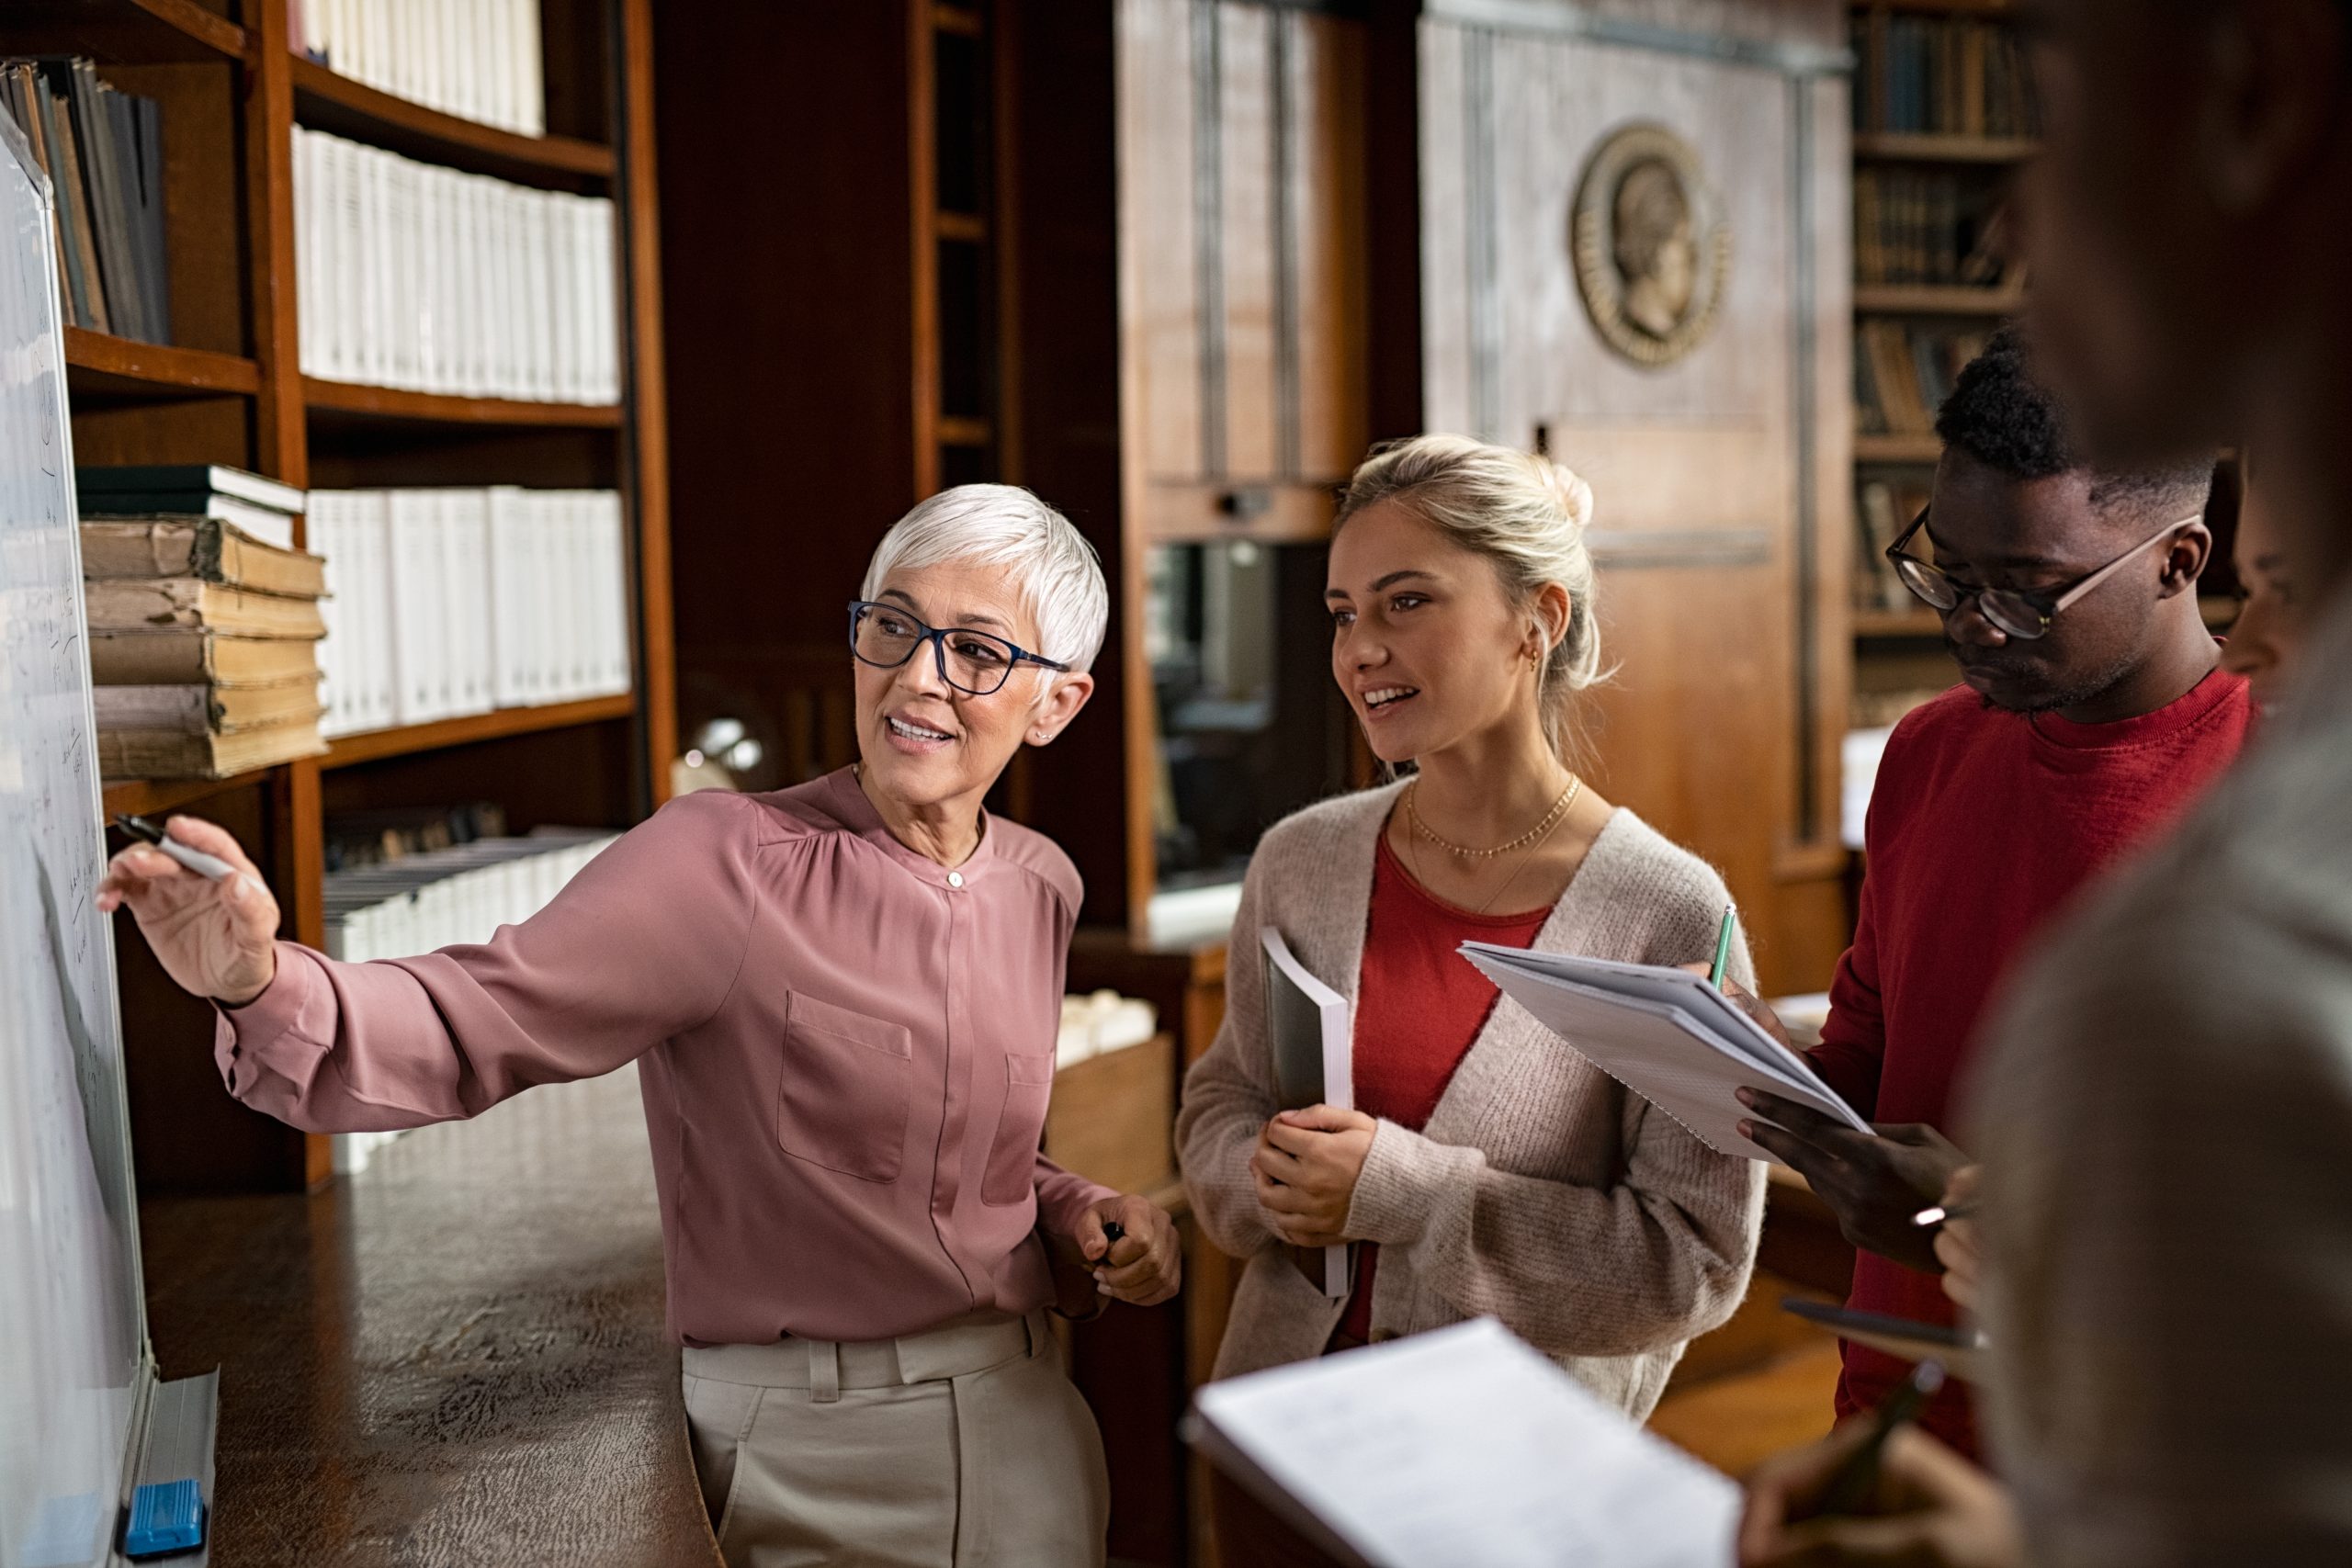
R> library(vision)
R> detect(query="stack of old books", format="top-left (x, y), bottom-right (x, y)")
top-left (84, 468), bottom-right (330, 778)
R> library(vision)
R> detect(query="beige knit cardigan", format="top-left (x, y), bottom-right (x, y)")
top-left (1176, 781), bottom-right (1767, 1418)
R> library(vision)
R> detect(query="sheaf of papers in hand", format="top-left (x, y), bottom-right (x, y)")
top-left (1459, 942), bottom-right (1874, 1161)
top-left (1189, 1318), bottom-right (1738, 1568)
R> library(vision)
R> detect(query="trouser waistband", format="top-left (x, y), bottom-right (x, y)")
top-left (682, 1310), bottom-right (1046, 1403)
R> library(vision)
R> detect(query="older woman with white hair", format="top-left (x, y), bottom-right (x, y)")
top-left (98, 484), bottom-right (1182, 1567)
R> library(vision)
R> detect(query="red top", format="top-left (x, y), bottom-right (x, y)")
top-left (1338, 834), bottom-right (1553, 1344)
top-left (1814, 669), bottom-right (2252, 1452)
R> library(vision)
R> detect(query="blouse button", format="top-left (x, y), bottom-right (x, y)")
top-left (947, 871), bottom-right (965, 888)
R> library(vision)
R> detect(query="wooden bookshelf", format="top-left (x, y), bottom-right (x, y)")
top-left (288, 55), bottom-right (616, 188)
top-left (1856, 433), bottom-right (1944, 464)
top-left (64, 326), bottom-right (262, 401)
top-left (102, 772), bottom-right (274, 819)
top-left (24, 0), bottom-right (676, 1198)
top-left (1852, 130), bottom-right (2037, 164)
top-left (8, 0), bottom-right (244, 62)
top-left (1855, 283), bottom-right (2027, 316)
top-left (301, 376), bottom-right (625, 428)
top-left (321, 695), bottom-right (637, 769)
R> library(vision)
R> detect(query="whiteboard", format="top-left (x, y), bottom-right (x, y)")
top-left (0, 111), bottom-right (153, 1568)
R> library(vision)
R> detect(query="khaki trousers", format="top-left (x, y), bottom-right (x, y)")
top-left (681, 1309), bottom-right (1109, 1568)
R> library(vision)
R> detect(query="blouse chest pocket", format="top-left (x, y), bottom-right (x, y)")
top-left (777, 992), bottom-right (913, 1183)
top-left (979, 1050), bottom-right (1058, 1207)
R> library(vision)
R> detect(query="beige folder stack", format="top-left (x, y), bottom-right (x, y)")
top-left (85, 517), bottom-right (332, 778)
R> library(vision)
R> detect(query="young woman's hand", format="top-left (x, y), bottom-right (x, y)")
top-left (1070, 1193), bottom-right (1182, 1307)
top-left (1250, 1106), bottom-right (1376, 1247)
top-left (95, 816), bottom-right (279, 1006)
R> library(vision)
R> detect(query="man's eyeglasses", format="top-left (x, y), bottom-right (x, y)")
top-left (847, 601), bottom-right (1069, 695)
top-left (1885, 509), bottom-right (2201, 640)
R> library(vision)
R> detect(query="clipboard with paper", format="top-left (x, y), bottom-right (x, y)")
top-left (1458, 942), bottom-right (1874, 1160)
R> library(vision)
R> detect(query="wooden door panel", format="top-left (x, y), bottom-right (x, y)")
top-left (1216, 2), bottom-right (1280, 480)
top-left (1117, 0), bottom-right (1204, 484)
top-left (1292, 11), bottom-right (1370, 483)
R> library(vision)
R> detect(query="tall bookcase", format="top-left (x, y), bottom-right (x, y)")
top-left (11, 0), bottom-right (673, 1195)
top-left (1847, 0), bottom-right (2038, 717)
top-left (1844, 0), bottom-right (2241, 725)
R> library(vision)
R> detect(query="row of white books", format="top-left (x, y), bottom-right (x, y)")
top-left (293, 127), bottom-right (619, 404)
top-left (325, 829), bottom-right (618, 1172)
top-left (308, 487), bottom-right (631, 738)
top-left (289, 0), bottom-right (546, 137)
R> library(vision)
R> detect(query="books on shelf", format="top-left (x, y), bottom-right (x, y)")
top-left (322, 827), bottom-right (619, 1173)
top-left (307, 487), bottom-right (632, 739)
top-left (1855, 475), bottom-right (1932, 614)
top-left (80, 516), bottom-right (326, 598)
top-left (1853, 167), bottom-right (2015, 288)
top-left (1850, 12), bottom-right (2037, 139)
top-left (79, 463), bottom-right (306, 550)
top-left (81, 518), bottom-right (328, 780)
top-left (292, 127), bottom-right (619, 404)
top-left (89, 632), bottom-right (321, 687)
top-left (1855, 321), bottom-right (1992, 438)
top-left (288, 0), bottom-right (547, 138)
top-left (0, 58), bottom-right (171, 344)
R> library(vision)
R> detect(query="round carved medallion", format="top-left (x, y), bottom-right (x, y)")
top-left (1570, 123), bottom-right (1731, 368)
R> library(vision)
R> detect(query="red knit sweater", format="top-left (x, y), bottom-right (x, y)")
top-left (1336, 835), bottom-right (1552, 1345)
top-left (1813, 669), bottom-right (2253, 1452)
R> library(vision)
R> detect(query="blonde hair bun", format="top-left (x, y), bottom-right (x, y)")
top-left (1530, 454), bottom-right (1596, 535)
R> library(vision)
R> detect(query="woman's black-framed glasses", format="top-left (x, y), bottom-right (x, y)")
top-left (847, 601), bottom-right (1070, 695)
top-left (1885, 507), bottom-right (2200, 640)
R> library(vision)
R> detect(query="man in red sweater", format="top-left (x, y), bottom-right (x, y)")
top-left (1734, 326), bottom-right (2253, 1454)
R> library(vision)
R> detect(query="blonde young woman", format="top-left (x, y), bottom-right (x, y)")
top-left (1175, 434), bottom-right (1766, 1560)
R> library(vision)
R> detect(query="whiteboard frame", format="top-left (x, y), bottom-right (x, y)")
top-left (0, 97), bottom-right (164, 1568)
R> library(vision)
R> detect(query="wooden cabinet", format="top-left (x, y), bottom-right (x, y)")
top-left (1118, 0), bottom-right (1368, 546)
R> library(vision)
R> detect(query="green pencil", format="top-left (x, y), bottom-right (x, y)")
top-left (1707, 905), bottom-right (1736, 990)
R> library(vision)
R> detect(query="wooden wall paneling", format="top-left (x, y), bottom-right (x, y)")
top-left (1119, 0), bottom-right (1204, 489)
top-left (617, 0), bottom-right (676, 806)
top-left (910, 0), bottom-right (943, 500)
top-left (1214, 3), bottom-right (1278, 482)
top-left (991, 0), bottom-right (1024, 482)
top-left (1363, 0), bottom-right (1426, 446)
top-left (651, 4), bottom-right (918, 783)
top-left (1290, 11), bottom-right (1369, 483)
top-left (1007, 1), bottom-right (1136, 928)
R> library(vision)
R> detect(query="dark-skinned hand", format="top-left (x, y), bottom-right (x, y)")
top-left (1736, 1087), bottom-right (1971, 1273)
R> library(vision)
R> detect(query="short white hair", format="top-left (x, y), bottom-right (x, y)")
top-left (860, 484), bottom-right (1110, 671)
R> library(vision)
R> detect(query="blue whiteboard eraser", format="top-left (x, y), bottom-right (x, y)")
top-left (122, 1478), bottom-right (205, 1558)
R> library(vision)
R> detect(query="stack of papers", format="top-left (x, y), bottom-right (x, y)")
top-left (1190, 1318), bottom-right (1739, 1568)
top-left (1460, 944), bottom-right (1873, 1160)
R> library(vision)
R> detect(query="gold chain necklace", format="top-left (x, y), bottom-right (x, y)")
top-left (1406, 773), bottom-right (1581, 859)
top-left (1401, 773), bottom-right (1581, 915)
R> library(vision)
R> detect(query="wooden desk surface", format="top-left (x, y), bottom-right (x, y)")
top-left (139, 1066), bottom-right (720, 1567)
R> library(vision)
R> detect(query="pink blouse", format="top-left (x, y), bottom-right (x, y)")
top-left (215, 769), bottom-right (1116, 1345)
